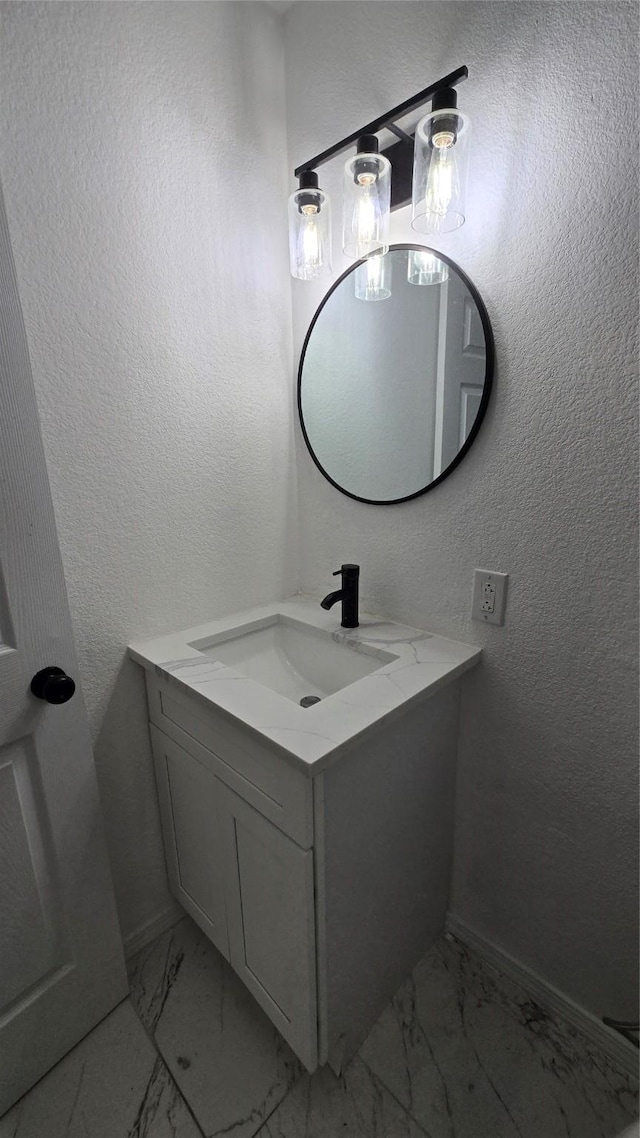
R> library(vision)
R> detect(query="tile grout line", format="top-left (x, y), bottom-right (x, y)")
top-left (247, 1056), bottom-right (438, 1138)
top-left (242, 1054), bottom-right (308, 1137)
top-left (356, 1055), bottom-right (438, 1138)
top-left (127, 919), bottom-right (310, 1138)
top-left (127, 992), bottom-right (208, 1138)
top-left (250, 1086), bottom-right (289, 1137)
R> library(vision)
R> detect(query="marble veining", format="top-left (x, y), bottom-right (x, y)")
top-left (256, 1058), bottom-right (429, 1137)
top-left (0, 1001), bottom-right (201, 1138)
top-left (128, 917), bottom-right (303, 1138)
top-left (359, 934), bottom-right (639, 1138)
top-left (3, 921), bottom-right (636, 1138)
top-left (129, 598), bottom-right (481, 774)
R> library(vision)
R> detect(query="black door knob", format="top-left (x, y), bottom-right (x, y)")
top-left (30, 666), bottom-right (76, 705)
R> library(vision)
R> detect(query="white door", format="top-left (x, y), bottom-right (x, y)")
top-left (0, 180), bottom-right (128, 1115)
top-left (434, 272), bottom-right (487, 478)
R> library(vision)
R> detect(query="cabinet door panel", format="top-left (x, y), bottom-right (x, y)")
top-left (219, 783), bottom-right (317, 1071)
top-left (150, 725), bottom-right (229, 960)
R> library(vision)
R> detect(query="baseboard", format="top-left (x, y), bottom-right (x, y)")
top-left (445, 913), bottom-right (639, 1080)
top-left (123, 901), bottom-right (184, 961)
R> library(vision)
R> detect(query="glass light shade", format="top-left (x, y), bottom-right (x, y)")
top-left (354, 253), bottom-right (392, 301)
top-left (288, 186), bottom-right (331, 280)
top-left (407, 249), bottom-right (449, 286)
top-left (411, 108), bottom-right (471, 235)
top-left (342, 151), bottom-right (391, 259)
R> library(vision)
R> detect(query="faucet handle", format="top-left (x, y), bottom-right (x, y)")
top-left (333, 563), bottom-right (359, 576)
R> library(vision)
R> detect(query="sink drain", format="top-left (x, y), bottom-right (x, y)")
top-left (300, 695), bottom-right (321, 708)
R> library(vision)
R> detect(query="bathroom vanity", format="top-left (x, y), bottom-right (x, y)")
top-left (129, 599), bottom-right (480, 1073)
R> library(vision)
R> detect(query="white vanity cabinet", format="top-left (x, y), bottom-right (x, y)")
top-left (142, 662), bottom-right (464, 1075)
top-left (147, 681), bottom-right (318, 1070)
top-left (130, 600), bottom-right (481, 1073)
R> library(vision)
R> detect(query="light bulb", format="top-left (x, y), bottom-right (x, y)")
top-left (425, 146), bottom-right (458, 222)
top-left (353, 186), bottom-right (377, 248)
top-left (432, 129), bottom-right (455, 149)
top-left (354, 253), bottom-right (392, 301)
top-left (299, 205), bottom-right (321, 275)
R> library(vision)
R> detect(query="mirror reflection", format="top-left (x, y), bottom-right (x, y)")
top-left (298, 245), bottom-right (493, 504)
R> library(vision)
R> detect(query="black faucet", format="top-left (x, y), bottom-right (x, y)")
top-left (320, 564), bottom-right (360, 628)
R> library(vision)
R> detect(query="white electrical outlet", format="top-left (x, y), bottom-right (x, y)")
top-left (472, 569), bottom-right (508, 625)
top-left (481, 580), bottom-right (496, 612)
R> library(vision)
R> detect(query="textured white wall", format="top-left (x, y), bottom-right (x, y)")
top-left (285, 1), bottom-right (639, 1018)
top-left (1, 0), bottom-right (637, 1023)
top-left (0, 1), bottom-right (295, 942)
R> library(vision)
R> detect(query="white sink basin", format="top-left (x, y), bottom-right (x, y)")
top-left (189, 614), bottom-right (398, 705)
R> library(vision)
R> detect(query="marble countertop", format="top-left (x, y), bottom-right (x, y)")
top-left (128, 598), bottom-right (481, 774)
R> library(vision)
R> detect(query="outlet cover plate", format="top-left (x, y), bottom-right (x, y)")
top-left (472, 569), bottom-right (509, 626)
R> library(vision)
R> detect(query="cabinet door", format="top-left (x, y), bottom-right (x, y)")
top-left (150, 725), bottom-right (229, 960)
top-left (218, 782), bottom-right (317, 1071)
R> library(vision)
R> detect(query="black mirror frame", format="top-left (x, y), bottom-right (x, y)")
top-left (297, 243), bottom-right (495, 505)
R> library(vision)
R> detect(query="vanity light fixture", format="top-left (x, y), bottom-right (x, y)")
top-left (289, 66), bottom-right (469, 281)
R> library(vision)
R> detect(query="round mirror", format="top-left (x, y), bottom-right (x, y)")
top-left (298, 245), bottom-right (494, 504)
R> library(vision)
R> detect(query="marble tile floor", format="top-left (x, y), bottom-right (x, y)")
top-left (0, 1000), bottom-right (202, 1138)
top-left (128, 917), bottom-right (303, 1138)
top-left (1, 914), bottom-right (637, 1138)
